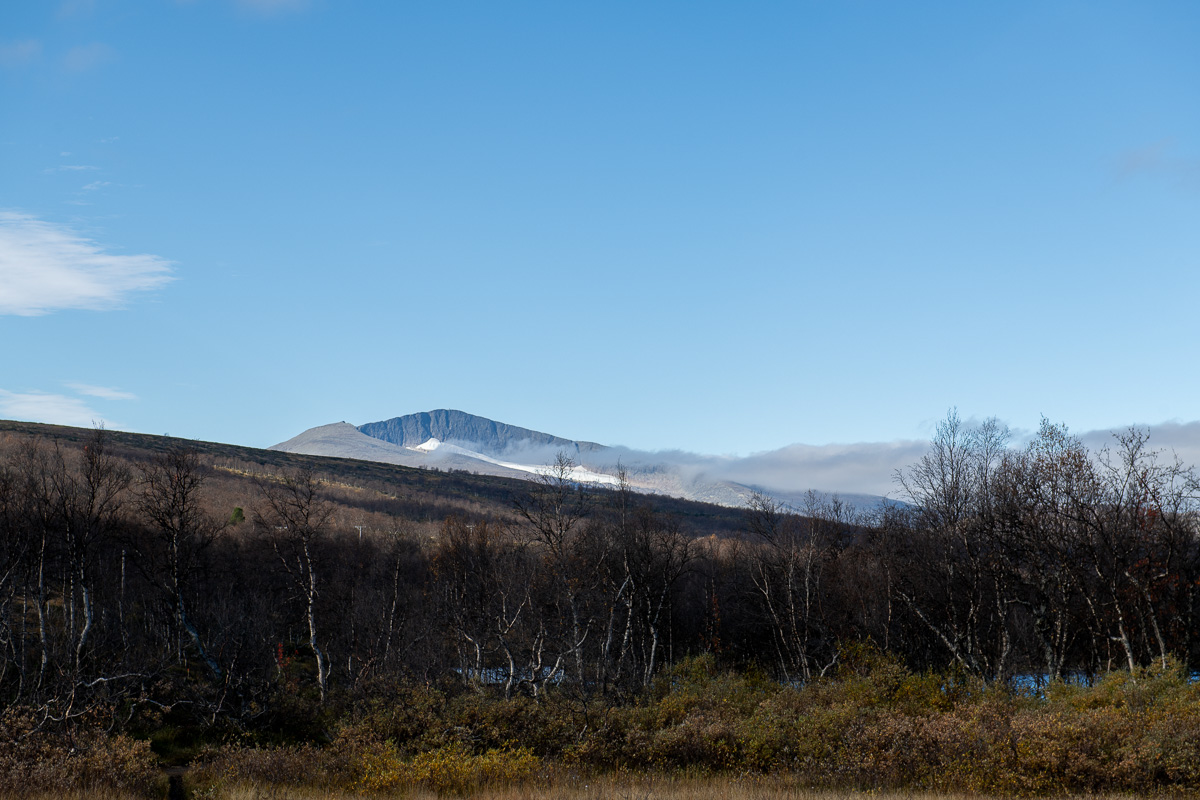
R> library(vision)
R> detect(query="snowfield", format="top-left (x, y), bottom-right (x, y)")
top-left (408, 437), bottom-right (621, 486)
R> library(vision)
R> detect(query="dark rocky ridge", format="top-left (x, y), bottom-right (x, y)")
top-left (358, 409), bottom-right (607, 457)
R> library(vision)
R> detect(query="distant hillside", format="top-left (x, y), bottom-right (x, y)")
top-left (0, 419), bottom-right (748, 536)
top-left (357, 409), bottom-right (607, 457)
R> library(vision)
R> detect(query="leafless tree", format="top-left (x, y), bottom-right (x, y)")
top-left (514, 452), bottom-right (592, 685)
top-left (134, 443), bottom-right (224, 679)
top-left (747, 491), bottom-right (848, 683)
top-left (255, 468), bottom-right (333, 701)
top-left (53, 428), bottom-right (130, 675)
top-left (891, 411), bottom-right (1015, 678)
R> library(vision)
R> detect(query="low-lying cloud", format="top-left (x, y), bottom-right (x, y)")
top-left (659, 441), bottom-right (927, 499)
top-left (587, 441), bottom-right (924, 501)
top-left (478, 421), bottom-right (1200, 506)
top-left (440, 437), bottom-right (925, 502)
top-left (644, 421), bottom-right (1200, 503)
top-left (0, 212), bottom-right (174, 315)
top-left (1078, 421), bottom-right (1200, 475)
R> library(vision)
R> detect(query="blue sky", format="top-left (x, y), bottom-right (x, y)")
top-left (2, 0), bottom-right (1198, 460)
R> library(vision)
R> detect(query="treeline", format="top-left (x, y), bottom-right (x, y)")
top-left (0, 412), bottom-right (1198, 739)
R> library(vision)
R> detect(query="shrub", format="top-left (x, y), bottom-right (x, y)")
top-left (189, 742), bottom-right (330, 790)
top-left (407, 743), bottom-right (540, 795)
top-left (0, 711), bottom-right (162, 798)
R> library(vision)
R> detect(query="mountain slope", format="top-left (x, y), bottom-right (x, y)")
top-left (357, 409), bottom-right (606, 457)
top-left (269, 422), bottom-right (538, 480)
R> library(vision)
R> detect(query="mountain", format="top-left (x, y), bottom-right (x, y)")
top-left (268, 422), bottom-right (537, 480)
top-left (357, 410), bottom-right (607, 457)
top-left (271, 410), bottom-right (892, 510)
top-left (271, 416), bottom-right (621, 487)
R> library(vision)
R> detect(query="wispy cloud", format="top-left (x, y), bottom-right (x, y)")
top-left (81, 180), bottom-right (111, 192)
top-left (45, 165), bottom-right (99, 173)
top-left (62, 42), bottom-right (115, 73)
top-left (0, 389), bottom-right (115, 429)
top-left (0, 211), bottom-right (174, 316)
top-left (66, 383), bottom-right (137, 401)
top-left (0, 40), bottom-right (42, 67)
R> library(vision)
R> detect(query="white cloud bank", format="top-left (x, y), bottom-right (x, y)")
top-left (1079, 421), bottom-right (1200, 475)
top-left (599, 440), bottom-right (927, 500)
top-left (597, 421), bottom-right (1200, 502)
top-left (0, 212), bottom-right (174, 315)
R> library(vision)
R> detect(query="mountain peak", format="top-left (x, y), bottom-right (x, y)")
top-left (356, 409), bottom-right (607, 458)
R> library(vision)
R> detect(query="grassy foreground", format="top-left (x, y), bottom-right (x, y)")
top-left (6, 653), bottom-right (1200, 798)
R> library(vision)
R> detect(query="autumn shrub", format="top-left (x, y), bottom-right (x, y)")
top-left (1133, 694), bottom-right (1200, 787)
top-left (189, 716), bottom-right (543, 796)
top-left (435, 691), bottom-right (581, 758)
top-left (189, 741), bottom-right (332, 791)
top-left (596, 656), bottom-right (768, 772)
top-left (0, 710), bottom-right (162, 798)
top-left (346, 681), bottom-right (451, 754)
top-left (549, 651), bottom-right (1200, 794)
top-left (407, 743), bottom-right (540, 795)
top-left (34, 655), bottom-right (1200, 798)
top-left (648, 656), bottom-right (773, 724)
